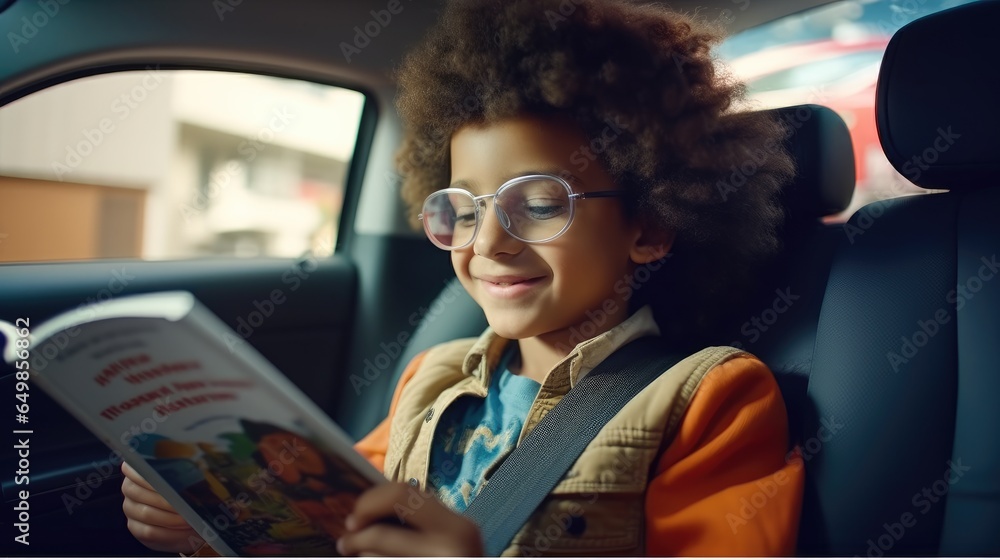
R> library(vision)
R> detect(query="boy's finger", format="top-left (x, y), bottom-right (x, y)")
top-left (350, 482), bottom-right (442, 531)
top-left (121, 475), bottom-right (178, 512)
top-left (122, 495), bottom-right (192, 530)
top-left (338, 524), bottom-right (453, 557)
top-left (121, 462), bottom-right (157, 492)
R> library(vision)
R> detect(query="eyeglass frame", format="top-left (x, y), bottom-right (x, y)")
top-left (417, 173), bottom-right (626, 251)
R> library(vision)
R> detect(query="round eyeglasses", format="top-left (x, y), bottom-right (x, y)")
top-left (418, 174), bottom-right (625, 251)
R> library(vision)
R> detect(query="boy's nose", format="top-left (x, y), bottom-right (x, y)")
top-left (473, 201), bottom-right (522, 258)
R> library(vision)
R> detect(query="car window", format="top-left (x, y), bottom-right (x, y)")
top-left (0, 70), bottom-right (364, 263)
top-left (719, 0), bottom-right (975, 220)
top-left (747, 50), bottom-right (885, 94)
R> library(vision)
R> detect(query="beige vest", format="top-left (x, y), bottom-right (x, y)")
top-left (383, 308), bottom-right (747, 556)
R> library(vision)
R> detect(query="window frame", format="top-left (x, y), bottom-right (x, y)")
top-left (0, 62), bottom-right (379, 264)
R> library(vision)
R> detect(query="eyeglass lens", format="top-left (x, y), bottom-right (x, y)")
top-left (422, 177), bottom-right (571, 249)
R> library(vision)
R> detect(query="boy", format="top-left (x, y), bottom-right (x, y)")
top-left (122, 0), bottom-right (804, 555)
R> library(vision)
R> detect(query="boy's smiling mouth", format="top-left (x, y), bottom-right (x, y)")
top-left (475, 274), bottom-right (546, 298)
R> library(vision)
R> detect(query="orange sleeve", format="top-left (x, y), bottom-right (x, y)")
top-left (352, 351), bottom-right (428, 473)
top-left (644, 355), bottom-right (804, 556)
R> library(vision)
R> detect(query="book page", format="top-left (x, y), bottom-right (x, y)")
top-left (26, 298), bottom-right (380, 557)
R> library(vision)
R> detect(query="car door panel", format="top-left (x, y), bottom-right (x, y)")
top-left (1, 256), bottom-right (357, 556)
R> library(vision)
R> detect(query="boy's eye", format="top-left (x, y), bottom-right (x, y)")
top-left (524, 199), bottom-right (567, 220)
top-left (454, 208), bottom-right (477, 227)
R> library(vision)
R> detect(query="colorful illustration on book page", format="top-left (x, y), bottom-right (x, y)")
top-left (131, 417), bottom-right (373, 556)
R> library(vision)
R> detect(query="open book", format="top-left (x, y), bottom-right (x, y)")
top-left (1, 291), bottom-right (384, 557)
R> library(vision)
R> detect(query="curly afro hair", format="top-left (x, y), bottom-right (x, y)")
top-left (394, 0), bottom-right (795, 344)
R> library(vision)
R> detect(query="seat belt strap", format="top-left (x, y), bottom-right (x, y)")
top-left (463, 336), bottom-right (685, 556)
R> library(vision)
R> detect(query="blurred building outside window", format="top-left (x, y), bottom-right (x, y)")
top-left (0, 70), bottom-right (363, 263)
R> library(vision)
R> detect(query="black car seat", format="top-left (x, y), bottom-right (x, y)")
top-left (796, 1), bottom-right (1000, 556)
top-left (718, 103), bottom-right (854, 450)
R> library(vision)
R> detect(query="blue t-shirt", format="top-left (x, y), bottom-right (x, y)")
top-left (427, 345), bottom-right (541, 512)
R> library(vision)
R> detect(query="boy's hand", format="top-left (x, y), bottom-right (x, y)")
top-left (336, 482), bottom-right (484, 557)
top-left (120, 461), bottom-right (206, 554)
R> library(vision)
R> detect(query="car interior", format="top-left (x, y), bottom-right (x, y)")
top-left (0, 0), bottom-right (997, 556)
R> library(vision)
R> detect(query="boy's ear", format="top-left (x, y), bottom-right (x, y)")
top-left (629, 228), bottom-right (674, 265)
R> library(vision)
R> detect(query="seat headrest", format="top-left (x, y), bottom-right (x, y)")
top-left (876, 1), bottom-right (1000, 191)
top-left (770, 104), bottom-right (855, 221)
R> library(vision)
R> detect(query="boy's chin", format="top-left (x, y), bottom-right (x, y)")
top-left (487, 322), bottom-right (533, 341)
top-left (485, 312), bottom-right (577, 344)
top-left (484, 311), bottom-right (542, 341)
